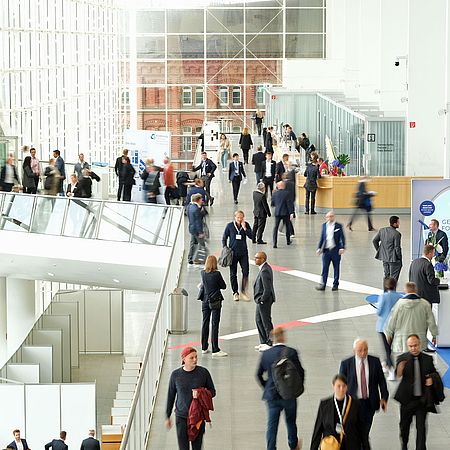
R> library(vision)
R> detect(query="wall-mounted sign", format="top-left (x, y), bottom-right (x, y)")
top-left (367, 133), bottom-right (376, 142)
top-left (377, 143), bottom-right (394, 152)
top-left (409, 121), bottom-right (416, 128)
top-left (271, 95), bottom-right (276, 100)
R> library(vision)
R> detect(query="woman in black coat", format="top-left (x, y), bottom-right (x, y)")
top-left (119, 156), bottom-right (136, 201)
top-left (198, 255), bottom-right (227, 357)
top-left (311, 374), bottom-right (369, 450)
top-left (22, 156), bottom-right (36, 194)
top-left (303, 159), bottom-right (321, 215)
top-left (239, 127), bottom-right (253, 164)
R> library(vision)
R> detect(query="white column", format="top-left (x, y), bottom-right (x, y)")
top-left (6, 278), bottom-right (36, 357)
top-left (445, 0), bottom-right (450, 178)
top-left (0, 277), bottom-right (7, 366)
top-left (406, 0), bottom-right (447, 176)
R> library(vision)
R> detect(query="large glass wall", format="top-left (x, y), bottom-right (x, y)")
top-left (0, 0), bottom-right (122, 165)
top-left (130, 0), bottom-right (327, 160)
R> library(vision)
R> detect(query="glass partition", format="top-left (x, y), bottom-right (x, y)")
top-left (0, 193), bottom-right (182, 247)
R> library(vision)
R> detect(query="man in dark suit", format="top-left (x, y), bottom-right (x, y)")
top-left (265, 126), bottom-right (274, 153)
top-left (45, 431), bottom-right (68, 450)
top-left (80, 430), bottom-right (101, 450)
top-left (394, 334), bottom-right (437, 450)
top-left (262, 152), bottom-right (276, 198)
top-left (187, 193), bottom-right (205, 265)
top-left (8, 429), bottom-right (30, 450)
top-left (252, 182), bottom-right (271, 244)
top-left (271, 181), bottom-right (294, 248)
top-left (253, 252), bottom-right (275, 351)
top-left (409, 244), bottom-right (440, 306)
top-left (339, 339), bottom-right (389, 446)
top-left (251, 145), bottom-right (265, 184)
top-left (275, 153), bottom-right (289, 182)
top-left (228, 153), bottom-right (246, 204)
top-left (372, 215), bottom-right (403, 286)
top-left (193, 151), bottom-right (217, 206)
top-left (115, 149), bottom-right (128, 201)
top-left (425, 218), bottom-right (449, 262)
top-left (53, 150), bottom-right (66, 196)
top-left (316, 210), bottom-right (346, 291)
top-left (256, 327), bottom-right (303, 450)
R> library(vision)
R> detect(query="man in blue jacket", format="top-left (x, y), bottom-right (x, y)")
top-left (316, 210), bottom-right (346, 291)
top-left (187, 193), bottom-right (205, 265)
top-left (256, 327), bottom-right (304, 450)
top-left (339, 339), bottom-right (389, 447)
top-left (271, 181), bottom-right (294, 248)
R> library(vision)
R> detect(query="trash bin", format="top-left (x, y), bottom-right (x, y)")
top-left (169, 288), bottom-right (189, 334)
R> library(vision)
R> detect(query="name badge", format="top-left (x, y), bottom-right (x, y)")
top-left (236, 234), bottom-right (242, 240)
top-left (335, 423), bottom-right (342, 434)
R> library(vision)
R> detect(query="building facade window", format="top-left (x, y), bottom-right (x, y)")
top-left (219, 86), bottom-right (229, 106)
top-left (182, 87), bottom-right (192, 106)
top-left (256, 85), bottom-right (265, 106)
top-left (232, 86), bottom-right (242, 106)
top-left (195, 87), bottom-right (204, 106)
top-left (182, 126), bottom-right (193, 153)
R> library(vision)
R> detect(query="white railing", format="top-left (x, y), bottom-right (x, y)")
top-left (120, 211), bottom-right (184, 450)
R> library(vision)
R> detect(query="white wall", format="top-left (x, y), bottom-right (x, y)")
top-left (406, 0), bottom-right (447, 176)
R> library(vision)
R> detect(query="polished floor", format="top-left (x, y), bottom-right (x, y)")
top-left (148, 156), bottom-right (450, 449)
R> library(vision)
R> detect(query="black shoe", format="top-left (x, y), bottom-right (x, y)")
top-left (368, 227), bottom-right (376, 231)
top-left (346, 224), bottom-right (353, 231)
top-left (210, 197), bottom-right (214, 206)
top-left (257, 240), bottom-right (267, 244)
top-left (332, 286), bottom-right (339, 291)
top-left (315, 285), bottom-right (326, 291)
top-left (234, 200), bottom-right (238, 204)
top-left (287, 240), bottom-right (292, 245)
top-left (273, 245), bottom-right (278, 249)
top-left (311, 211), bottom-right (317, 215)
top-left (305, 211), bottom-right (309, 215)
top-left (252, 240), bottom-right (256, 244)
top-left (188, 261), bottom-right (193, 265)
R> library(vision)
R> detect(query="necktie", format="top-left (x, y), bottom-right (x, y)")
top-left (360, 360), bottom-right (368, 399)
top-left (235, 162), bottom-right (239, 174)
top-left (413, 357), bottom-right (422, 396)
top-left (202, 162), bottom-right (206, 176)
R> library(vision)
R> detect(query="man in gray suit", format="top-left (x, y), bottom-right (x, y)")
top-left (254, 252), bottom-right (275, 352)
top-left (409, 244), bottom-right (440, 306)
top-left (372, 215), bottom-right (402, 287)
top-left (80, 430), bottom-right (101, 450)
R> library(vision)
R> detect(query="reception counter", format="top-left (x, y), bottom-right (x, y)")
top-left (296, 175), bottom-right (442, 213)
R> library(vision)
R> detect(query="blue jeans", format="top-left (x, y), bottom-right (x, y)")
top-left (321, 248), bottom-right (341, 288)
top-left (266, 398), bottom-right (298, 450)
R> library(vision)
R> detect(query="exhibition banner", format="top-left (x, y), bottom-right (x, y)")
top-left (123, 129), bottom-right (171, 202)
top-left (411, 179), bottom-right (450, 260)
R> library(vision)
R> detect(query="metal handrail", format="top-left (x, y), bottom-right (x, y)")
top-left (0, 191), bottom-right (181, 247)
top-left (119, 210), bottom-right (183, 450)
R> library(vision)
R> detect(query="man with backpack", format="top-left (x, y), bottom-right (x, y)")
top-left (256, 327), bottom-right (304, 450)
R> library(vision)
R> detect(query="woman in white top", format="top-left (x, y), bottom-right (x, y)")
top-left (218, 133), bottom-right (231, 171)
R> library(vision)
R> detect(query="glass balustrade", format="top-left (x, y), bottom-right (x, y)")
top-left (0, 192), bottom-right (181, 247)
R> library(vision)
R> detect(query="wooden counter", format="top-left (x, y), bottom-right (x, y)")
top-left (296, 175), bottom-right (442, 212)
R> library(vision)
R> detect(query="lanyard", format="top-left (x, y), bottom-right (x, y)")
top-left (334, 395), bottom-right (347, 425)
top-left (233, 222), bottom-right (242, 234)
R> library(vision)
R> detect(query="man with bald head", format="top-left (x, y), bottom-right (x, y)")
top-left (254, 252), bottom-right (276, 351)
top-left (339, 339), bottom-right (388, 447)
top-left (316, 210), bottom-right (346, 291)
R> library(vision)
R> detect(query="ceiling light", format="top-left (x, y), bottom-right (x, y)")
top-left (47, 272), bottom-right (55, 277)
top-left (113, 279), bottom-right (120, 283)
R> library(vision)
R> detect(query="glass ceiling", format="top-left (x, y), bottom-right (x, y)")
top-left (120, 0), bottom-right (284, 8)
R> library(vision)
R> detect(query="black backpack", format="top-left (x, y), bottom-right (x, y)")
top-left (272, 348), bottom-right (305, 400)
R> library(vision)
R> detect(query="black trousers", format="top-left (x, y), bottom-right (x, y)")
top-left (400, 399), bottom-right (427, 450)
top-left (231, 176), bottom-right (242, 201)
top-left (379, 331), bottom-right (393, 368)
top-left (242, 148), bottom-right (250, 164)
top-left (255, 302), bottom-right (273, 345)
top-left (305, 189), bottom-right (316, 213)
top-left (262, 176), bottom-right (274, 198)
top-left (253, 216), bottom-right (267, 242)
top-left (117, 181), bottom-right (124, 200)
top-left (165, 186), bottom-right (175, 205)
top-left (348, 207), bottom-right (373, 230)
top-left (122, 183), bottom-right (132, 201)
top-left (256, 122), bottom-right (262, 136)
top-left (202, 175), bottom-right (213, 204)
top-left (273, 215), bottom-right (291, 246)
top-left (230, 252), bottom-right (249, 294)
top-left (359, 398), bottom-right (375, 448)
top-left (201, 302), bottom-right (221, 353)
top-left (176, 416), bottom-right (205, 450)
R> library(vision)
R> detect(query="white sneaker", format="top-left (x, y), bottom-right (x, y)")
top-left (240, 291), bottom-right (250, 301)
top-left (254, 344), bottom-right (262, 350)
top-left (233, 293), bottom-right (240, 301)
top-left (201, 349), bottom-right (209, 354)
top-left (258, 344), bottom-right (272, 352)
top-left (212, 350), bottom-right (228, 357)
top-left (388, 368), bottom-right (396, 381)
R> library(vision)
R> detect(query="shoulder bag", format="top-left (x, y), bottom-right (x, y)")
top-left (208, 290), bottom-right (224, 310)
top-left (320, 395), bottom-right (352, 450)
